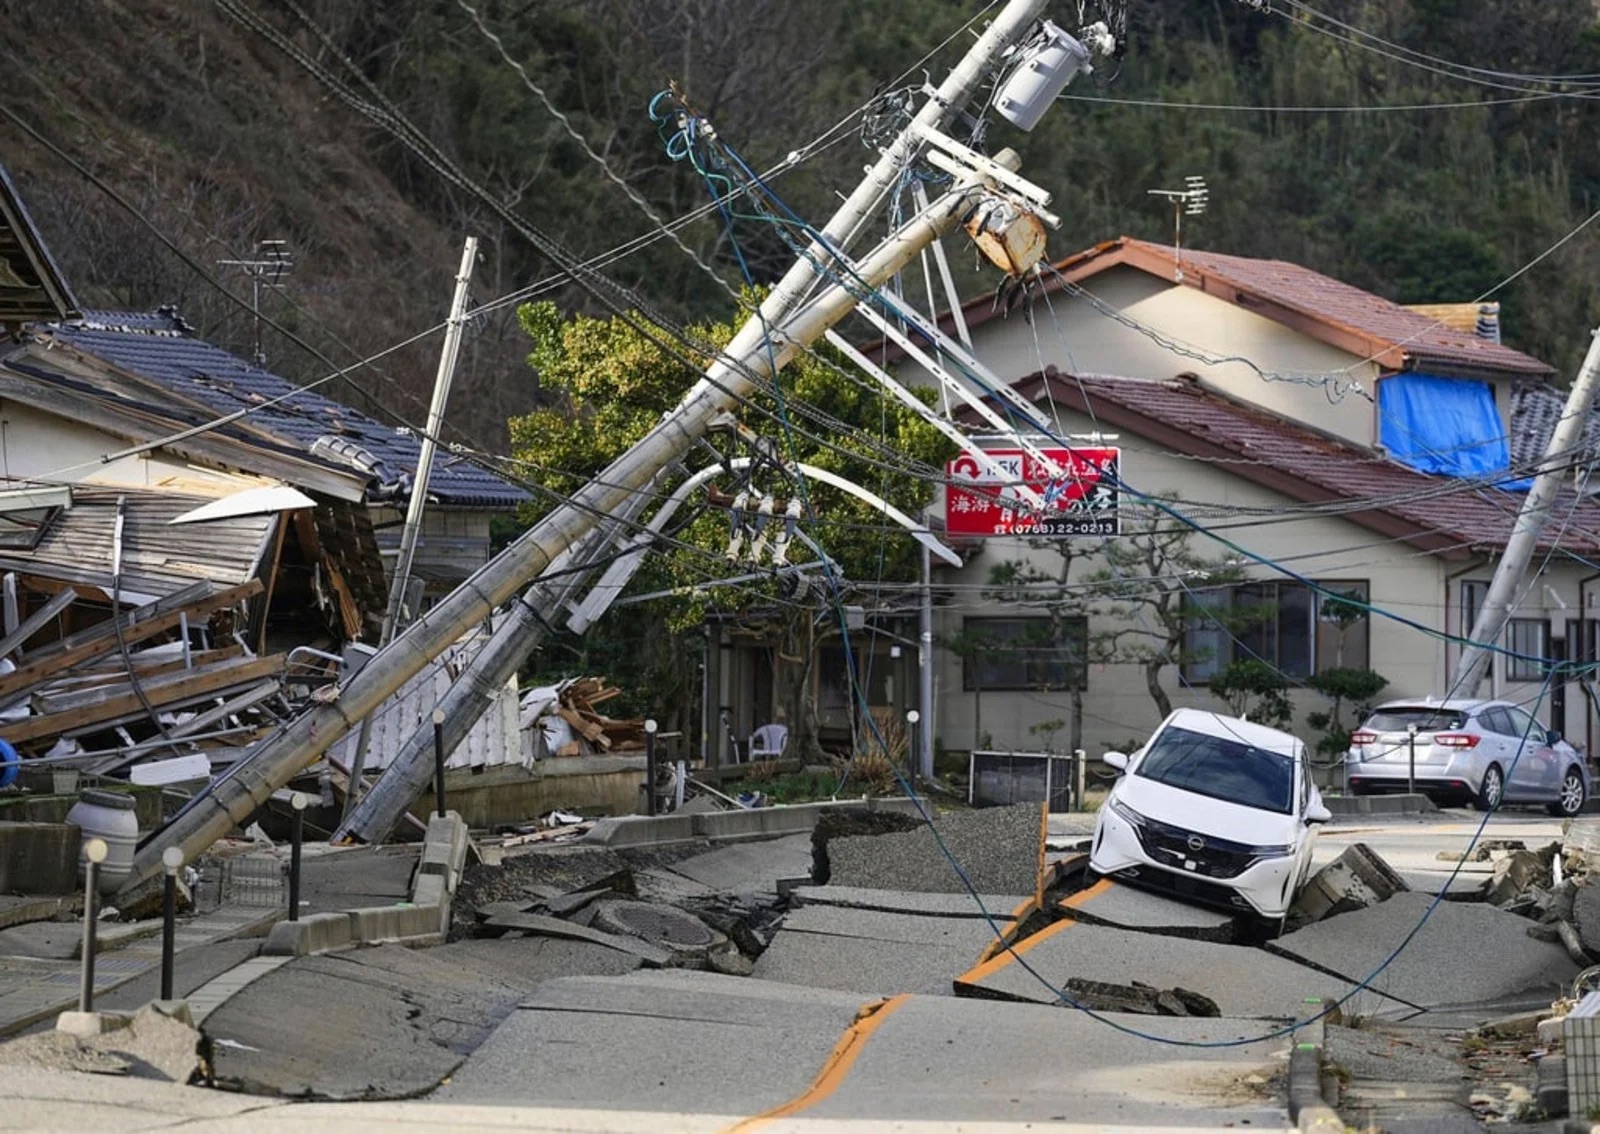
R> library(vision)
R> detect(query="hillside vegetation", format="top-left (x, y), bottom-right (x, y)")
top-left (3, 0), bottom-right (1599, 454)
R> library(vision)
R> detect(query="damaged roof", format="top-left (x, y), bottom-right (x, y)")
top-left (1510, 381), bottom-right (1600, 475)
top-left (32, 309), bottom-right (529, 510)
top-left (0, 161), bottom-right (79, 329)
top-left (999, 369), bottom-right (1600, 558)
top-left (0, 484), bottom-right (276, 604)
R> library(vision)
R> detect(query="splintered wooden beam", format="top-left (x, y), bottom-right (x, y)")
top-left (1, 653), bottom-right (286, 744)
top-left (0, 580), bottom-right (263, 705)
top-left (30, 646), bottom-right (247, 703)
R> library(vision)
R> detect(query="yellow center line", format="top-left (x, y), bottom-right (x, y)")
top-left (953, 878), bottom-right (1110, 987)
top-left (722, 993), bottom-right (911, 1133)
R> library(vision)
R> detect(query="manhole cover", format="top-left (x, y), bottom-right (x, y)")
top-left (593, 900), bottom-right (718, 948)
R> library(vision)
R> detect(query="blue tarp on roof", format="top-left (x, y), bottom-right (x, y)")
top-left (1378, 372), bottom-right (1525, 487)
top-left (43, 310), bottom-right (529, 509)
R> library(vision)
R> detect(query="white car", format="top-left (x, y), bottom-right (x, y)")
top-left (1090, 708), bottom-right (1332, 924)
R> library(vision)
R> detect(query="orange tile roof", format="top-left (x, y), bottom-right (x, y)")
top-left (975, 370), bottom-right (1600, 558)
top-left (1044, 238), bottom-right (1551, 380)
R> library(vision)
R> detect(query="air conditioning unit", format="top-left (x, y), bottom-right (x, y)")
top-left (968, 749), bottom-right (1078, 812)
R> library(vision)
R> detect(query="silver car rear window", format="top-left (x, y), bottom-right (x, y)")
top-left (1363, 707), bottom-right (1468, 732)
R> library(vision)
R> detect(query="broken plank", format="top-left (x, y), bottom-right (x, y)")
top-left (2, 654), bottom-right (286, 744)
top-left (0, 580), bottom-right (263, 705)
top-left (32, 646), bottom-right (246, 699)
top-left (167, 680), bottom-right (282, 740)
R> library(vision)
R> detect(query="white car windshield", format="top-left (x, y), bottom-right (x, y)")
top-left (1134, 724), bottom-right (1295, 814)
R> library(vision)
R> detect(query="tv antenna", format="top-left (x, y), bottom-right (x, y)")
top-left (218, 239), bottom-right (294, 367)
top-left (1146, 176), bottom-right (1208, 281)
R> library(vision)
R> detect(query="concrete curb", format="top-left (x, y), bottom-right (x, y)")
top-left (584, 797), bottom-right (926, 847)
top-left (1288, 1001), bottom-right (1343, 1133)
top-left (262, 813), bottom-right (468, 957)
top-left (1323, 793), bottom-right (1435, 816)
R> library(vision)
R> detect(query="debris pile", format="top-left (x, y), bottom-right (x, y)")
top-left (0, 581), bottom-right (299, 786)
top-left (519, 677), bottom-right (648, 759)
top-left (451, 842), bottom-right (776, 976)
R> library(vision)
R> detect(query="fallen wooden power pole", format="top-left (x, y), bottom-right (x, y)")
top-left (119, 0), bottom-right (1051, 893)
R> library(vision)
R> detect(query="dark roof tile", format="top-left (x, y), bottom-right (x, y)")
top-left (42, 309), bottom-right (528, 509)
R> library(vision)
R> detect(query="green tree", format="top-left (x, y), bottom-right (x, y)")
top-left (1082, 502), bottom-right (1256, 720)
top-left (1208, 659), bottom-right (1294, 731)
top-left (507, 297), bottom-right (953, 760)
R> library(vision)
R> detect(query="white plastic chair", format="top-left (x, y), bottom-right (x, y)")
top-left (746, 723), bottom-right (788, 762)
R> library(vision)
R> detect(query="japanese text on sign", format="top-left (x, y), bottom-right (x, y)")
top-left (945, 447), bottom-right (1120, 537)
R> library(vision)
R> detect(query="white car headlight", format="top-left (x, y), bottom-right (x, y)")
top-left (1109, 797), bottom-right (1145, 828)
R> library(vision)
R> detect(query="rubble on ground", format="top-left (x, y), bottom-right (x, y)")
top-left (519, 677), bottom-right (648, 758)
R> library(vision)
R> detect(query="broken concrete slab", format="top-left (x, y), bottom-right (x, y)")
top-left (1058, 880), bottom-right (1238, 942)
top-left (779, 992), bottom-right (1295, 1129)
top-left (434, 970), bottom-right (876, 1115)
top-left (821, 802), bottom-right (1045, 896)
top-left (1291, 843), bottom-right (1408, 925)
top-left (792, 885), bottom-right (1031, 920)
top-left (0, 917), bottom-right (163, 961)
top-left (428, 935), bottom-right (644, 986)
top-left (450, 844), bottom-right (637, 941)
top-left (753, 905), bottom-right (1003, 996)
top-left (1271, 891), bottom-right (1579, 1008)
top-left (482, 910), bottom-right (672, 966)
top-left (1, 1002), bottom-right (205, 1083)
top-left (956, 917), bottom-right (1406, 1020)
top-left (1573, 880), bottom-right (1600, 959)
top-left (201, 944), bottom-right (521, 1100)
top-left (661, 833), bottom-right (813, 892)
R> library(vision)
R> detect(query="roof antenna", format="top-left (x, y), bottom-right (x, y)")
top-left (218, 239), bottom-right (294, 367)
top-left (1146, 176), bottom-right (1208, 282)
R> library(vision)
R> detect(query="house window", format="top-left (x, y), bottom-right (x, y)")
top-left (961, 616), bottom-right (1086, 692)
top-left (1506, 618), bottom-right (1550, 682)
top-left (1181, 581), bottom-right (1370, 683)
top-left (818, 644), bottom-right (896, 710)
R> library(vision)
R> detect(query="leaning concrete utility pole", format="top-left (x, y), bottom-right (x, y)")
top-left (344, 236), bottom-right (479, 815)
top-left (1452, 327), bottom-right (1600, 697)
top-left (331, 508), bottom-right (647, 846)
top-left (119, 0), bottom-right (1053, 894)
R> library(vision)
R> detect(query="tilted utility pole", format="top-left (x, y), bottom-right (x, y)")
top-left (1452, 327), bottom-right (1600, 697)
top-left (344, 237), bottom-right (478, 815)
top-left (118, 0), bottom-right (1056, 894)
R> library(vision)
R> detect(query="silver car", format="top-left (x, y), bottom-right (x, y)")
top-left (1345, 698), bottom-right (1589, 815)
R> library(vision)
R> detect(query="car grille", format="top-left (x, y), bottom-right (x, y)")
top-left (1133, 816), bottom-right (1262, 880)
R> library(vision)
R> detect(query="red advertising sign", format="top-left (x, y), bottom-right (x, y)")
top-left (945, 447), bottom-right (1120, 537)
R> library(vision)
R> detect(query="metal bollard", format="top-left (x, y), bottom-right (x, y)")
top-left (905, 710), bottom-right (920, 797)
top-left (433, 709), bottom-right (448, 818)
top-left (79, 837), bottom-right (107, 1013)
top-left (644, 719), bottom-right (659, 817)
top-left (288, 792), bottom-right (309, 922)
top-left (160, 846), bottom-right (182, 1001)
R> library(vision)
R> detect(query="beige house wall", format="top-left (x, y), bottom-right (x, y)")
top-left (905, 266), bottom-right (1383, 448)
top-left (0, 400), bottom-right (272, 495)
top-left (930, 400), bottom-right (1454, 759)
